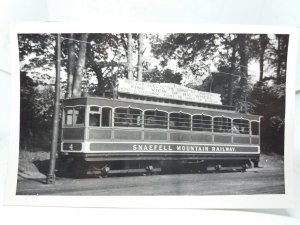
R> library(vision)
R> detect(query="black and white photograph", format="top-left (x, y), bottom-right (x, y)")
top-left (6, 24), bottom-right (297, 208)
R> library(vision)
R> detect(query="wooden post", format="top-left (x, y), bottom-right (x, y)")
top-left (47, 33), bottom-right (61, 184)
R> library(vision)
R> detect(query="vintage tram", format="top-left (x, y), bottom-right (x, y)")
top-left (60, 79), bottom-right (261, 177)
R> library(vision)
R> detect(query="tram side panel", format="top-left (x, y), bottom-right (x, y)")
top-left (59, 98), bottom-right (261, 174)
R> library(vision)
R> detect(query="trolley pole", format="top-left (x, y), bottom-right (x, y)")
top-left (47, 33), bottom-right (61, 184)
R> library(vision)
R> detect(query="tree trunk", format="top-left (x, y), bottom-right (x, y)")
top-left (127, 33), bottom-right (133, 80)
top-left (237, 34), bottom-right (248, 77)
top-left (259, 34), bottom-right (268, 81)
top-left (86, 43), bottom-right (105, 96)
top-left (73, 34), bottom-right (89, 97)
top-left (137, 33), bottom-right (144, 82)
top-left (228, 45), bottom-right (236, 106)
top-left (66, 33), bottom-right (76, 98)
top-left (276, 35), bottom-right (282, 79)
top-left (237, 34), bottom-right (249, 112)
top-left (97, 73), bottom-right (105, 96)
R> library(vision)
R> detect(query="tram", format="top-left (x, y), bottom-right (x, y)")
top-left (59, 79), bottom-right (261, 177)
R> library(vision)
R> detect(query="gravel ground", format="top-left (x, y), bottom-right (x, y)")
top-left (16, 151), bottom-right (285, 196)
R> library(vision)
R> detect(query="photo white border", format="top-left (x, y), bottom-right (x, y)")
top-left (5, 22), bottom-right (298, 208)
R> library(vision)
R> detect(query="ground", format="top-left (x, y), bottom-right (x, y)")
top-left (16, 150), bottom-right (285, 195)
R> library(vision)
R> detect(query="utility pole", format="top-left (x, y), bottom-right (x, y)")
top-left (47, 33), bottom-right (61, 184)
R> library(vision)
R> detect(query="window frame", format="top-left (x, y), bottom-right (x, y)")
top-left (101, 106), bottom-right (113, 128)
top-left (232, 118), bottom-right (250, 135)
top-left (213, 116), bottom-right (232, 133)
top-left (73, 105), bottom-right (86, 127)
top-left (88, 105), bottom-right (101, 127)
top-left (144, 109), bottom-right (169, 129)
top-left (169, 111), bottom-right (192, 131)
top-left (63, 105), bottom-right (86, 127)
top-left (114, 106), bottom-right (143, 128)
top-left (63, 106), bottom-right (74, 127)
top-left (192, 113), bottom-right (213, 132)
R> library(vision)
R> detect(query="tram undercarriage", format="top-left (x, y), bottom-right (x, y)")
top-left (59, 152), bottom-right (260, 178)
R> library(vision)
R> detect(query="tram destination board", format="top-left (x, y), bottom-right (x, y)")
top-left (118, 78), bottom-right (222, 105)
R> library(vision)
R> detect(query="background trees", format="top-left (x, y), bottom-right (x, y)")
top-left (18, 33), bottom-right (288, 154)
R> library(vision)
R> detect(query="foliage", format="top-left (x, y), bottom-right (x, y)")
top-left (151, 33), bottom-right (217, 77)
top-left (143, 67), bottom-right (182, 84)
top-left (20, 72), bottom-right (54, 150)
top-left (249, 77), bottom-right (286, 154)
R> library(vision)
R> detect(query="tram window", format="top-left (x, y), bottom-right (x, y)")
top-left (102, 107), bottom-right (112, 127)
top-left (64, 108), bottom-right (73, 125)
top-left (233, 119), bottom-right (249, 134)
top-left (89, 106), bottom-right (100, 127)
top-left (114, 107), bottom-right (142, 127)
top-left (144, 110), bottom-right (168, 129)
top-left (192, 115), bottom-right (212, 132)
top-left (251, 121), bottom-right (259, 135)
top-left (213, 117), bottom-right (231, 133)
top-left (90, 106), bottom-right (100, 112)
top-left (74, 106), bottom-right (85, 125)
top-left (169, 112), bottom-right (191, 130)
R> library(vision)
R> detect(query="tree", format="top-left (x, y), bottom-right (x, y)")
top-left (250, 79), bottom-right (285, 154)
top-left (274, 34), bottom-right (289, 83)
top-left (143, 67), bottom-right (182, 84)
top-left (18, 34), bottom-right (57, 85)
top-left (137, 33), bottom-right (144, 82)
top-left (258, 34), bottom-right (269, 81)
top-left (72, 34), bottom-right (89, 97)
top-left (66, 33), bottom-right (76, 98)
top-left (85, 33), bottom-right (128, 96)
top-left (127, 33), bottom-right (133, 80)
top-left (152, 34), bottom-right (217, 77)
top-left (20, 71), bottom-right (55, 150)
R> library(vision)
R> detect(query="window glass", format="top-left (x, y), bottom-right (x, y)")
top-left (213, 117), bottom-right (232, 133)
top-left (89, 106), bottom-right (100, 126)
top-left (102, 107), bottom-right (112, 127)
top-left (74, 106), bottom-right (85, 125)
top-left (89, 113), bottom-right (100, 126)
top-left (233, 119), bottom-right (249, 134)
top-left (144, 110), bottom-right (168, 129)
top-left (114, 108), bottom-right (142, 127)
top-left (64, 108), bottom-right (73, 125)
top-left (251, 121), bottom-right (259, 135)
top-left (192, 115), bottom-right (212, 132)
top-left (169, 112), bottom-right (191, 130)
top-left (90, 106), bottom-right (100, 112)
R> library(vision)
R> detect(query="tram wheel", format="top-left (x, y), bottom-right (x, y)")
top-left (253, 160), bottom-right (259, 168)
top-left (241, 164), bottom-right (247, 172)
top-left (99, 166), bottom-right (110, 178)
top-left (145, 165), bottom-right (154, 175)
top-left (215, 164), bottom-right (221, 172)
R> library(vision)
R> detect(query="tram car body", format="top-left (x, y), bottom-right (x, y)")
top-left (60, 80), bottom-right (261, 176)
